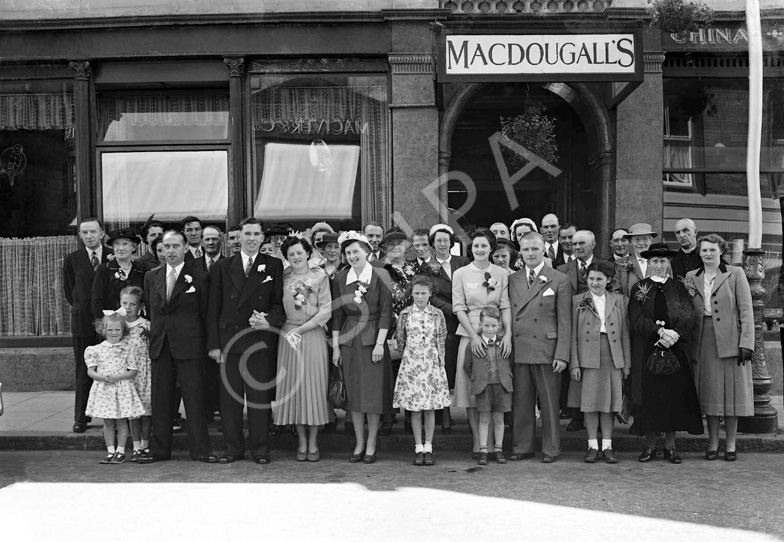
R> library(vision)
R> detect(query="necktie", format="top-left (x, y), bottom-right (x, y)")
top-left (195, 247), bottom-right (202, 258)
top-left (548, 245), bottom-right (555, 261)
top-left (245, 256), bottom-right (253, 277)
top-left (207, 258), bottom-right (214, 270)
top-left (91, 251), bottom-right (99, 271)
top-left (579, 262), bottom-right (587, 281)
top-left (166, 268), bottom-right (176, 301)
top-left (528, 268), bottom-right (535, 287)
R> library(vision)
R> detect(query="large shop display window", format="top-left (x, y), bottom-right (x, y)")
top-left (662, 76), bottom-right (784, 327)
top-left (250, 74), bottom-right (389, 230)
top-left (97, 92), bottom-right (230, 231)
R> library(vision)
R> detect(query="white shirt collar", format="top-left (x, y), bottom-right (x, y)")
top-left (547, 241), bottom-right (559, 252)
top-left (483, 334), bottom-right (497, 345)
top-left (436, 254), bottom-right (452, 265)
top-left (346, 263), bottom-right (373, 285)
top-left (188, 245), bottom-right (201, 256)
top-left (590, 291), bottom-right (606, 301)
top-left (167, 261), bottom-right (185, 277)
top-left (650, 275), bottom-right (668, 283)
top-left (86, 246), bottom-right (103, 259)
top-left (417, 256), bottom-right (432, 265)
top-left (240, 251), bottom-right (258, 269)
top-left (578, 255), bottom-right (594, 267)
top-left (526, 262), bottom-right (546, 276)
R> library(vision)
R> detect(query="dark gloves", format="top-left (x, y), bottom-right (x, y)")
top-left (738, 347), bottom-right (754, 366)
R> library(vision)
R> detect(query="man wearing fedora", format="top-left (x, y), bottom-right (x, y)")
top-left (63, 217), bottom-right (113, 433)
top-left (610, 223), bottom-right (657, 297)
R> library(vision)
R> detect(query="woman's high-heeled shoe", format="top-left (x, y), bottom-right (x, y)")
top-left (349, 450), bottom-right (365, 463)
top-left (705, 449), bottom-right (719, 461)
top-left (663, 448), bottom-right (681, 464)
top-left (724, 451), bottom-right (737, 462)
top-left (638, 447), bottom-right (657, 462)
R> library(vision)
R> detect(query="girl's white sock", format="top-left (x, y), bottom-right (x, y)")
top-left (602, 439), bottom-right (613, 451)
top-left (415, 444), bottom-right (424, 453)
top-left (107, 446), bottom-right (116, 454)
top-left (141, 439), bottom-right (149, 449)
top-left (423, 442), bottom-right (433, 453)
top-left (588, 439), bottom-right (599, 450)
top-left (133, 441), bottom-right (142, 451)
top-left (117, 446), bottom-right (126, 454)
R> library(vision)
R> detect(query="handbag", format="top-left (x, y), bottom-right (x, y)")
top-left (327, 365), bottom-right (348, 410)
top-left (646, 346), bottom-right (680, 376)
top-left (615, 394), bottom-right (632, 425)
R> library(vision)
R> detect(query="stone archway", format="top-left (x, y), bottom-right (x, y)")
top-left (438, 81), bottom-right (616, 253)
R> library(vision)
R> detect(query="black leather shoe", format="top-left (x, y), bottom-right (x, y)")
top-left (584, 448), bottom-right (599, 463)
top-left (138, 455), bottom-right (167, 464)
top-left (349, 451), bottom-right (365, 463)
top-left (478, 452), bottom-right (488, 466)
top-left (495, 450), bottom-right (506, 464)
top-left (72, 422), bottom-right (87, 433)
top-left (724, 451), bottom-right (737, 462)
top-left (200, 455), bottom-right (219, 464)
top-left (566, 419), bottom-right (584, 432)
top-left (664, 448), bottom-right (681, 464)
top-left (363, 453), bottom-right (377, 464)
top-left (705, 449), bottom-right (719, 461)
top-left (602, 448), bottom-right (618, 464)
top-left (638, 448), bottom-right (657, 462)
top-left (414, 452), bottom-right (424, 466)
top-left (424, 452), bottom-right (434, 466)
top-left (541, 454), bottom-right (555, 464)
top-left (218, 455), bottom-right (241, 464)
top-left (509, 452), bottom-right (535, 461)
top-left (253, 456), bottom-right (271, 465)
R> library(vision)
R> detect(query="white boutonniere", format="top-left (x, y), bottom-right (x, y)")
top-left (185, 286), bottom-right (196, 294)
top-left (106, 254), bottom-right (115, 261)
top-left (114, 268), bottom-right (128, 281)
top-left (258, 264), bottom-right (266, 273)
top-left (184, 274), bottom-right (192, 284)
top-left (262, 276), bottom-right (273, 284)
top-left (539, 275), bottom-right (548, 283)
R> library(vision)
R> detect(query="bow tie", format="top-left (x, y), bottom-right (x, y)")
top-left (486, 338), bottom-right (496, 346)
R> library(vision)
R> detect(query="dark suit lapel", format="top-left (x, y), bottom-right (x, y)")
top-left (712, 268), bottom-right (731, 294)
top-left (168, 268), bottom-right (189, 303)
top-left (229, 254), bottom-right (246, 294)
top-left (154, 268), bottom-right (166, 303)
top-left (238, 254), bottom-right (265, 308)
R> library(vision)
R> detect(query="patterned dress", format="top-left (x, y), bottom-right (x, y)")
top-left (84, 340), bottom-right (145, 419)
top-left (126, 318), bottom-right (152, 416)
top-left (393, 304), bottom-right (451, 411)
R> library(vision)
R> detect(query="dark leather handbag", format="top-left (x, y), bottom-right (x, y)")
top-left (646, 347), bottom-right (680, 376)
top-left (328, 365), bottom-right (348, 410)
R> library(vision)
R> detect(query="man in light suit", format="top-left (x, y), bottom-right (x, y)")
top-left (610, 222), bottom-right (657, 297)
top-left (139, 230), bottom-right (216, 464)
top-left (62, 217), bottom-right (113, 433)
top-left (557, 230), bottom-right (597, 431)
top-left (207, 217), bottom-right (285, 464)
top-left (509, 232), bottom-right (572, 463)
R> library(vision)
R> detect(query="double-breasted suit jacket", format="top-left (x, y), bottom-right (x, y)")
top-left (63, 247), bottom-right (114, 337)
top-left (464, 340), bottom-right (513, 395)
top-left (569, 291), bottom-right (631, 372)
top-left (144, 260), bottom-right (210, 361)
top-left (206, 254), bottom-right (285, 356)
top-left (686, 263), bottom-right (754, 360)
top-left (509, 265), bottom-right (572, 366)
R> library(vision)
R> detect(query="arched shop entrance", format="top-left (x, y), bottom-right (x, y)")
top-left (439, 81), bottom-right (615, 252)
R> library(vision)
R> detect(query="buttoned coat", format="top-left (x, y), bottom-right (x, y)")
top-left (569, 291), bottom-right (631, 371)
top-left (509, 264), bottom-right (572, 365)
top-left (144, 259), bottom-right (210, 361)
top-left (63, 247), bottom-right (114, 337)
top-left (206, 253), bottom-right (285, 354)
top-left (686, 263), bottom-right (754, 360)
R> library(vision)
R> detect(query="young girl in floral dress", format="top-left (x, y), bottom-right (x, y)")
top-left (121, 286), bottom-right (153, 462)
top-left (393, 275), bottom-right (451, 466)
top-left (85, 310), bottom-right (145, 464)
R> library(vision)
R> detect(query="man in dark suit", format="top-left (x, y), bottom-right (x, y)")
top-left (182, 216), bottom-right (203, 261)
top-left (541, 213), bottom-right (566, 267)
top-left (670, 218), bottom-right (702, 280)
top-left (207, 217), bottom-right (285, 464)
top-left (137, 220), bottom-right (165, 272)
top-left (198, 224), bottom-right (225, 419)
top-left (139, 230), bottom-right (216, 464)
top-left (425, 224), bottom-right (469, 433)
top-left (605, 227), bottom-right (631, 262)
top-left (363, 221), bottom-right (385, 262)
top-left (557, 230), bottom-right (597, 431)
top-left (62, 217), bottom-right (113, 433)
top-left (509, 231), bottom-right (572, 463)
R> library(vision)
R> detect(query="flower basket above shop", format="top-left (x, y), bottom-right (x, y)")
top-left (647, 0), bottom-right (714, 38)
top-left (500, 96), bottom-right (559, 172)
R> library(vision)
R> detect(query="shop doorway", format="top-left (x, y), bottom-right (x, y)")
top-left (446, 83), bottom-right (595, 235)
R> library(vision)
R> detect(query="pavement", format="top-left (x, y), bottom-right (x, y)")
top-left (1, 449), bottom-right (783, 541)
top-left (0, 390), bottom-right (783, 452)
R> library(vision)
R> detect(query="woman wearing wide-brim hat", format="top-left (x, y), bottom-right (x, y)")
top-left (627, 242), bottom-right (703, 464)
top-left (91, 228), bottom-right (147, 319)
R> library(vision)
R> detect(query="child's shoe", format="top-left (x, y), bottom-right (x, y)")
top-left (423, 452), bottom-right (434, 466)
top-left (495, 449), bottom-right (506, 464)
top-left (99, 453), bottom-right (114, 465)
top-left (413, 452), bottom-right (424, 466)
top-left (478, 452), bottom-right (488, 466)
top-left (110, 452), bottom-right (127, 464)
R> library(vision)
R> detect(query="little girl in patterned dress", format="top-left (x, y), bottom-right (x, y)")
top-left (85, 310), bottom-right (145, 464)
top-left (393, 275), bottom-right (451, 467)
top-left (121, 286), bottom-right (153, 462)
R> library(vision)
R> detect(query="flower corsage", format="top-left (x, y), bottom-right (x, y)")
top-left (635, 282), bottom-right (652, 303)
top-left (482, 271), bottom-right (499, 292)
top-left (577, 297), bottom-right (595, 314)
top-left (353, 281), bottom-right (369, 304)
top-left (288, 279), bottom-right (313, 310)
top-left (680, 276), bottom-right (698, 297)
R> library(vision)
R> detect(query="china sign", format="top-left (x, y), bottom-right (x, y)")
top-left (439, 31), bottom-right (643, 82)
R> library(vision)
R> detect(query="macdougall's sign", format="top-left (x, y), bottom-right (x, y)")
top-left (439, 32), bottom-right (643, 82)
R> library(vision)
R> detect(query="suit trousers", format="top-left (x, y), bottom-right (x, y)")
top-left (220, 351), bottom-right (272, 459)
top-left (513, 363), bottom-right (561, 457)
top-left (150, 341), bottom-right (211, 460)
top-left (72, 334), bottom-right (98, 423)
top-left (561, 373), bottom-right (584, 421)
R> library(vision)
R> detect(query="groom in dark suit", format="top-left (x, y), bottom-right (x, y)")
top-left (207, 217), bottom-right (285, 464)
top-left (62, 217), bottom-right (113, 433)
top-left (139, 230), bottom-right (216, 463)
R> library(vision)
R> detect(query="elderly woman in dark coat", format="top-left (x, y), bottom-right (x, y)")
top-left (628, 243), bottom-right (703, 464)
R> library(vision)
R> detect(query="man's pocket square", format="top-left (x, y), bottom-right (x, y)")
top-left (262, 276), bottom-right (273, 283)
top-left (543, 287), bottom-right (555, 297)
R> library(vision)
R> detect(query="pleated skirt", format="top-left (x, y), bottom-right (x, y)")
top-left (272, 323), bottom-right (329, 426)
top-left (579, 335), bottom-right (623, 414)
top-left (695, 317), bottom-right (754, 417)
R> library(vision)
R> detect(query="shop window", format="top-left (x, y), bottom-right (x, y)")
top-left (97, 91), bottom-right (230, 232)
top-left (250, 74), bottom-right (389, 229)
